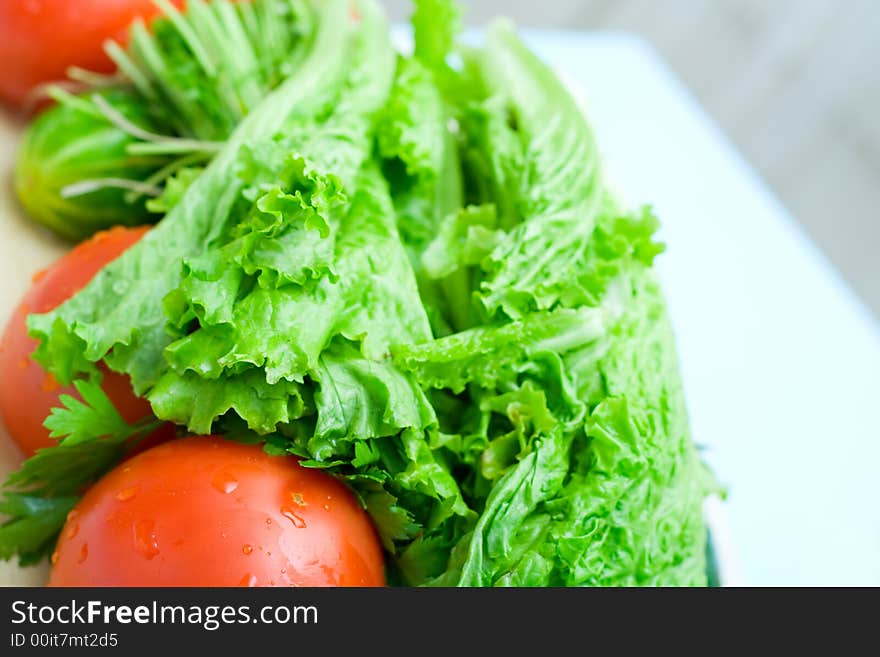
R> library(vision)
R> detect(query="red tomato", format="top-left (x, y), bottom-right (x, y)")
top-left (0, 225), bottom-right (162, 456)
top-left (0, 0), bottom-right (184, 108)
top-left (48, 436), bottom-right (386, 587)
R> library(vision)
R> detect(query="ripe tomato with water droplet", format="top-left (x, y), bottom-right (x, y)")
top-left (48, 436), bottom-right (386, 586)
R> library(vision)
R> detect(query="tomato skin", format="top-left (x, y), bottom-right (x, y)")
top-left (0, 0), bottom-right (184, 108)
top-left (0, 226), bottom-right (157, 456)
top-left (48, 436), bottom-right (386, 587)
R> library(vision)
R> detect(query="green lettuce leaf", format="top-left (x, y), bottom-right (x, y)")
top-left (28, 0), bottom-right (366, 391)
top-left (460, 22), bottom-right (606, 319)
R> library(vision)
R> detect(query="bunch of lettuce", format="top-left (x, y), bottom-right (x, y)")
top-left (2, 0), bottom-right (716, 586)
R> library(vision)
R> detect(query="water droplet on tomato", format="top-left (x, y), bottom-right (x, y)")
top-left (78, 543), bottom-right (88, 564)
top-left (133, 520), bottom-right (160, 559)
top-left (322, 504), bottom-right (331, 512)
top-left (66, 524), bottom-right (79, 540)
top-left (66, 509), bottom-right (79, 523)
top-left (280, 507), bottom-right (307, 528)
top-left (242, 544), bottom-right (253, 555)
top-left (211, 471), bottom-right (239, 495)
top-left (115, 487), bottom-right (137, 502)
top-left (289, 492), bottom-right (307, 506)
top-left (50, 550), bottom-right (59, 565)
top-left (238, 573), bottom-right (258, 587)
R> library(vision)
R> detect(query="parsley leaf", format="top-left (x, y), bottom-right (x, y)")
top-left (0, 380), bottom-right (164, 564)
top-left (44, 379), bottom-right (132, 447)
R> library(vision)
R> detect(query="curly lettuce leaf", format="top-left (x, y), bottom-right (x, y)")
top-left (547, 272), bottom-right (716, 586)
top-left (426, 272), bottom-right (714, 587)
top-left (460, 22), bottom-right (606, 319)
top-left (153, 163), bottom-right (432, 434)
top-left (28, 0), bottom-right (373, 391)
top-left (421, 203), bottom-right (501, 280)
top-left (393, 305), bottom-right (615, 393)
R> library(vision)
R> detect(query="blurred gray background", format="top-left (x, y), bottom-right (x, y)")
top-left (386, 0), bottom-right (880, 317)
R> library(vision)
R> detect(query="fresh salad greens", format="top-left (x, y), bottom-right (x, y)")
top-left (3, 0), bottom-right (717, 585)
top-left (15, 0), bottom-right (312, 240)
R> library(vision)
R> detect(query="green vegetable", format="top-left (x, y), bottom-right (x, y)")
top-left (14, 0), bottom-right (314, 240)
top-left (2, 0), bottom-right (718, 586)
top-left (0, 381), bottom-right (162, 565)
top-left (111, 0), bottom-right (312, 141)
top-left (14, 88), bottom-right (169, 240)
